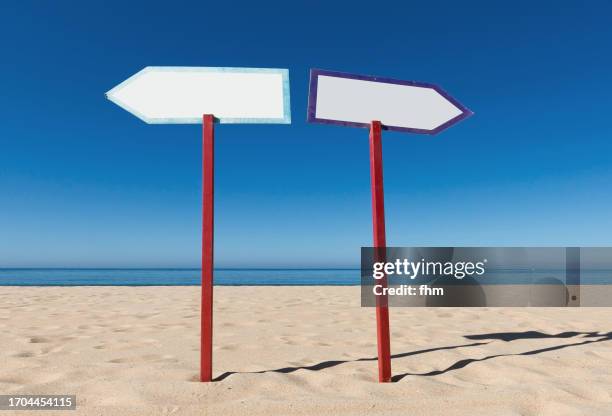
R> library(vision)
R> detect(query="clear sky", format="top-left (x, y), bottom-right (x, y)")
top-left (1, 1), bottom-right (612, 268)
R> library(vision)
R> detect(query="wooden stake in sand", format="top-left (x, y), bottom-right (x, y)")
top-left (106, 67), bottom-right (291, 382)
top-left (307, 68), bottom-right (472, 382)
top-left (201, 114), bottom-right (215, 382)
top-left (369, 120), bottom-right (392, 382)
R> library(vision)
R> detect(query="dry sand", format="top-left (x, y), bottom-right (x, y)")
top-left (0, 286), bottom-right (611, 415)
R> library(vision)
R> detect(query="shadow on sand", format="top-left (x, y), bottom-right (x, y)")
top-left (391, 330), bottom-right (611, 381)
top-left (212, 330), bottom-right (611, 382)
top-left (212, 341), bottom-right (489, 382)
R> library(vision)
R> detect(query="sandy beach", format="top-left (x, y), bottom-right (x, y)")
top-left (0, 286), bottom-right (611, 415)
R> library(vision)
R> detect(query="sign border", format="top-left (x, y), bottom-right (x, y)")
top-left (106, 66), bottom-right (291, 125)
top-left (306, 68), bottom-right (472, 135)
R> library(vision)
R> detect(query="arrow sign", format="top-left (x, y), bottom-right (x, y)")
top-left (106, 67), bottom-right (291, 124)
top-left (307, 68), bottom-right (472, 383)
top-left (106, 66), bottom-right (291, 383)
top-left (307, 69), bottom-right (471, 134)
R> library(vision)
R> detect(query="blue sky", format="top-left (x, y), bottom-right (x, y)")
top-left (1, 1), bottom-right (612, 267)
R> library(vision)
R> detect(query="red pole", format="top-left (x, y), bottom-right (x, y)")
top-left (369, 120), bottom-right (392, 383)
top-left (200, 114), bottom-right (214, 382)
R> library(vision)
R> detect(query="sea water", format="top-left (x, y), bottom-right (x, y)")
top-left (0, 268), bottom-right (610, 286)
top-left (0, 268), bottom-right (360, 286)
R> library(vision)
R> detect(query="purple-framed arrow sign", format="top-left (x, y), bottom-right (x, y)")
top-left (307, 68), bottom-right (472, 134)
top-left (307, 68), bottom-right (472, 382)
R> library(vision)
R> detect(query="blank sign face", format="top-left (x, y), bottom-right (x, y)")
top-left (307, 69), bottom-right (471, 134)
top-left (106, 67), bottom-right (291, 124)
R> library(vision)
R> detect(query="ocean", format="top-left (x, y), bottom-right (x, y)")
top-left (0, 268), bottom-right (360, 286)
top-left (0, 268), bottom-right (610, 286)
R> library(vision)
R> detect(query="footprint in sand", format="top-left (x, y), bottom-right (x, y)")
top-left (13, 351), bottom-right (35, 358)
top-left (107, 354), bottom-right (163, 364)
top-left (217, 344), bottom-right (238, 351)
top-left (0, 377), bottom-right (28, 385)
top-left (29, 336), bottom-right (50, 344)
top-left (112, 327), bottom-right (131, 333)
top-left (41, 346), bottom-right (64, 354)
top-left (282, 339), bottom-right (298, 346)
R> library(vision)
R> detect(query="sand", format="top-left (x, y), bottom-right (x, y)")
top-left (0, 286), bottom-right (611, 415)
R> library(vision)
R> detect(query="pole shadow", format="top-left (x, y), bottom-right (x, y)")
top-left (464, 330), bottom-right (605, 342)
top-left (212, 341), bottom-right (489, 382)
top-left (391, 331), bottom-right (612, 382)
top-left (212, 330), bottom-right (611, 383)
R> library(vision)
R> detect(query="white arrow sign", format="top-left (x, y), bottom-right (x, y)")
top-left (307, 69), bottom-right (471, 134)
top-left (106, 67), bottom-right (291, 124)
